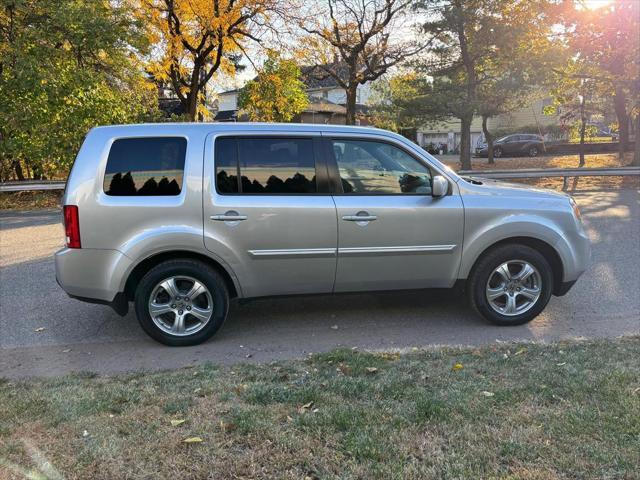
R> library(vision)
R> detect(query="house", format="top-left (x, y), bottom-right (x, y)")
top-left (416, 97), bottom-right (561, 153)
top-left (214, 65), bottom-right (373, 124)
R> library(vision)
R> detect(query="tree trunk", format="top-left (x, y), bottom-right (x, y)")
top-left (12, 160), bottom-right (24, 181)
top-left (613, 87), bottom-right (628, 159)
top-left (185, 89), bottom-right (199, 122)
top-left (633, 114), bottom-right (640, 166)
top-left (481, 114), bottom-right (494, 164)
top-left (459, 115), bottom-right (473, 170)
top-left (345, 86), bottom-right (358, 125)
top-left (579, 102), bottom-right (586, 168)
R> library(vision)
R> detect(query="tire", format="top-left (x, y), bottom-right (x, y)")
top-left (467, 244), bottom-right (553, 326)
top-left (528, 146), bottom-right (539, 157)
top-left (134, 259), bottom-right (229, 346)
top-left (493, 147), bottom-right (503, 158)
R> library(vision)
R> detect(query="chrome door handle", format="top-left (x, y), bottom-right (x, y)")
top-left (210, 212), bottom-right (247, 221)
top-left (342, 211), bottom-right (377, 222)
top-left (342, 215), bottom-right (377, 221)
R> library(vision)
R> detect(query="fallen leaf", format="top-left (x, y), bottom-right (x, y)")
top-left (62, 349), bottom-right (71, 353)
top-left (183, 437), bottom-right (203, 443)
top-left (245, 353), bottom-right (252, 358)
top-left (336, 363), bottom-right (351, 375)
top-left (514, 348), bottom-right (527, 356)
top-left (34, 327), bottom-right (45, 333)
top-left (481, 391), bottom-right (495, 397)
top-left (171, 419), bottom-right (186, 427)
top-left (298, 401), bottom-right (314, 413)
top-left (632, 387), bottom-right (640, 395)
top-left (193, 388), bottom-right (202, 394)
top-left (452, 363), bottom-right (464, 371)
top-left (365, 367), bottom-right (378, 374)
top-left (82, 430), bottom-right (89, 438)
top-left (220, 420), bottom-right (237, 432)
top-left (557, 362), bottom-right (566, 366)
top-left (330, 325), bottom-right (339, 330)
top-left (312, 408), bottom-right (319, 413)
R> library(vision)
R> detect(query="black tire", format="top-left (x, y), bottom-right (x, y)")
top-left (467, 244), bottom-right (553, 326)
top-left (528, 146), bottom-right (539, 157)
top-left (134, 259), bottom-right (229, 346)
top-left (493, 147), bottom-right (503, 158)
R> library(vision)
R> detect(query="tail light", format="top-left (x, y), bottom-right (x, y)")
top-left (63, 205), bottom-right (81, 248)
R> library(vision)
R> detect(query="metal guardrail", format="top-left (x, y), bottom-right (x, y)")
top-left (457, 166), bottom-right (640, 179)
top-left (0, 180), bottom-right (66, 192)
top-left (0, 167), bottom-right (638, 192)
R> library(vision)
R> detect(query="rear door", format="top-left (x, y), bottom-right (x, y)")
top-left (325, 135), bottom-right (464, 293)
top-left (203, 131), bottom-right (338, 298)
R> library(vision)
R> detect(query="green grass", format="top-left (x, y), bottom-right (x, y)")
top-left (1, 338), bottom-right (639, 479)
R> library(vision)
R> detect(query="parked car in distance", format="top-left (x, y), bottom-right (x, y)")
top-left (476, 134), bottom-right (546, 158)
top-left (56, 123), bottom-right (590, 346)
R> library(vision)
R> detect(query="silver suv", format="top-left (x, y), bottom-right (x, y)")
top-left (55, 123), bottom-right (590, 346)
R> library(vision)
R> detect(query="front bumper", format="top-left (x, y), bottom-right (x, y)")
top-left (55, 247), bottom-right (132, 306)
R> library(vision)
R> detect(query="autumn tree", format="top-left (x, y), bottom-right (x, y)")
top-left (557, 0), bottom-right (640, 160)
top-left (414, 0), bottom-right (559, 170)
top-left (237, 51), bottom-right (309, 121)
top-left (546, 60), bottom-right (609, 167)
top-left (0, 0), bottom-right (156, 181)
top-left (297, 0), bottom-right (424, 125)
top-left (138, 0), bottom-right (275, 121)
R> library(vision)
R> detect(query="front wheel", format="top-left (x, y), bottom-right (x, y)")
top-left (528, 146), bottom-right (539, 157)
top-left (467, 244), bottom-right (553, 326)
top-left (493, 147), bottom-right (503, 158)
top-left (134, 259), bottom-right (229, 346)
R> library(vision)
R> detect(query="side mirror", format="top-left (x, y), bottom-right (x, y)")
top-left (432, 175), bottom-right (448, 198)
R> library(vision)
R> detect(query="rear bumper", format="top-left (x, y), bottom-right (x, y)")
top-left (55, 247), bottom-right (132, 310)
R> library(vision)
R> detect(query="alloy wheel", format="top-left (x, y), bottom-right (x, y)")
top-left (148, 276), bottom-right (213, 336)
top-left (485, 260), bottom-right (542, 316)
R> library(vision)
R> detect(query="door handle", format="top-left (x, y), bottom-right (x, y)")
top-left (342, 211), bottom-right (377, 223)
top-left (210, 212), bottom-right (247, 221)
top-left (342, 215), bottom-right (377, 222)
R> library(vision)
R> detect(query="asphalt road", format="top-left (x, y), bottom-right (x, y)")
top-left (0, 189), bottom-right (638, 378)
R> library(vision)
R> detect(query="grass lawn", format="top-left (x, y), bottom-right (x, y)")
top-left (1, 338), bottom-right (638, 479)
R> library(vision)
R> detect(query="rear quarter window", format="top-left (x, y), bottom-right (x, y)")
top-left (104, 137), bottom-right (187, 196)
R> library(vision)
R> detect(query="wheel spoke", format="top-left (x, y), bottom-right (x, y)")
top-left (514, 263), bottom-right (535, 282)
top-left (186, 280), bottom-right (206, 300)
top-left (487, 286), bottom-right (506, 301)
top-left (503, 294), bottom-right (517, 314)
top-left (160, 278), bottom-right (180, 299)
top-left (519, 286), bottom-right (540, 300)
top-left (149, 302), bottom-right (173, 317)
top-left (171, 313), bottom-right (186, 333)
top-left (189, 305), bottom-right (212, 323)
top-left (496, 264), bottom-right (512, 282)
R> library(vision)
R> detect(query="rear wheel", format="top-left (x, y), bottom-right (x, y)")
top-left (468, 244), bottom-right (553, 326)
top-left (134, 259), bottom-right (229, 346)
top-left (528, 146), bottom-right (539, 157)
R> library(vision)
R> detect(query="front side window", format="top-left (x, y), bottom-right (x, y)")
top-left (215, 137), bottom-right (317, 194)
top-left (331, 139), bottom-right (432, 194)
top-left (104, 137), bottom-right (186, 196)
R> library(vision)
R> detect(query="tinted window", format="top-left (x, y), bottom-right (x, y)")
top-left (215, 137), bottom-right (239, 194)
top-left (104, 137), bottom-right (186, 196)
top-left (215, 137), bottom-right (317, 194)
top-left (331, 139), bottom-right (432, 194)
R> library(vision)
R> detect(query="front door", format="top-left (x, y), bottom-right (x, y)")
top-left (203, 132), bottom-right (337, 298)
top-left (326, 136), bottom-right (464, 292)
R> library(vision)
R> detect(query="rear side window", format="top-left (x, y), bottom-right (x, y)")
top-left (215, 137), bottom-right (317, 194)
top-left (104, 137), bottom-right (187, 196)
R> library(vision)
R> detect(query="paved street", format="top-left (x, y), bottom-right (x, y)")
top-left (0, 189), bottom-right (638, 378)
